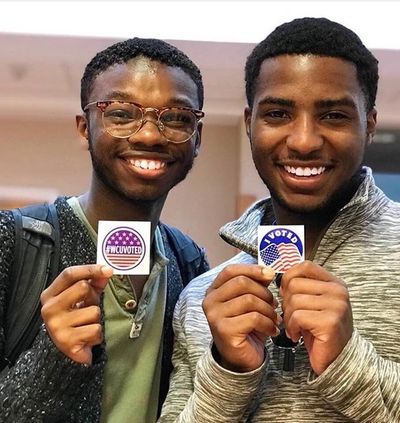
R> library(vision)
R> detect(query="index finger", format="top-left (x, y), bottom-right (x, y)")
top-left (42, 264), bottom-right (114, 300)
top-left (211, 264), bottom-right (275, 290)
top-left (281, 261), bottom-right (336, 289)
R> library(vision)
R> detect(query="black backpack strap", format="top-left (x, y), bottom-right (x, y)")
top-left (4, 203), bottom-right (60, 367)
top-left (160, 223), bottom-right (209, 286)
top-left (157, 223), bottom-right (209, 414)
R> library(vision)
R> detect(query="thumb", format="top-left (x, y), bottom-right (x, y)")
top-left (90, 266), bottom-right (113, 293)
top-left (71, 344), bottom-right (93, 366)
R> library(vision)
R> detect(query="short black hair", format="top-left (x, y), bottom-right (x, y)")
top-left (245, 17), bottom-right (379, 111)
top-left (81, 37), bottom-right (203, 109)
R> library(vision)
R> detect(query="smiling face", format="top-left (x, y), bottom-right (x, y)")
top-left (245, 54), bottom-right (376, 217)
top-left (77, 57), bottom-right (202, 204)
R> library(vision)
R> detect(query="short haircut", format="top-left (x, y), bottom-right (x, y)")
top-left (245, 17), bottom-right (379, 111)
top-left (81, 37), bottom-right (203, 109)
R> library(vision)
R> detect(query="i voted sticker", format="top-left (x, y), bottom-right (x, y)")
top-left (258, 225), bottom-right (304, 273)
top-left (97, 221), bottom-right (150, 275)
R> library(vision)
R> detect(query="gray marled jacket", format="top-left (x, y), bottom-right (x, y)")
top-left (160, 168), bottom-right (400, 423)
top-left (0, 197), bottom-right (209, 422)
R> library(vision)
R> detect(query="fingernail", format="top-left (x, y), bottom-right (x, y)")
top-left (274, 326), bottom-right (280, 336)
top-left (261, 266), bottom-right (275, 279)
top-left (101, 265), bottom-right (114, 276)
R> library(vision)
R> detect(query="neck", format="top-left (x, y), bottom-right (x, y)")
top-left (270, 170), bottom-right (365, 258)
top-left (79, 183), bottom-right (167, 243)
top-left (272, 202), bottom-right (336, 259)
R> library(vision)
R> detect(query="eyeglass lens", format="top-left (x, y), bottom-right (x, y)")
top-left (102, 102), bottom-right (198, 142)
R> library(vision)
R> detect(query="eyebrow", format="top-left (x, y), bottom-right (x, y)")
top-left (257, 95), bottom-right (357, 110)
top-left (102, 91), bottom-right (197, 108)
top-left (103, 91), bottom-right (131, 100)
top-left (257, 96), bottom-right (295, 108)
top-left (314, 97), bottom-right (357, 109)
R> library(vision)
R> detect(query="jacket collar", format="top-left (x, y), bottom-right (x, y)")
top-left (219, 167), bottom-right (389, 260)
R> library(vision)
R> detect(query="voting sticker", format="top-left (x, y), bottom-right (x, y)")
top-left (258, 225), bottom-right (305, 273)
top-left (97, 221), bottom-right (150, 275)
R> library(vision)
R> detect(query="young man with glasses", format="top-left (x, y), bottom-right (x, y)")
top-left (0, 38), bottom-right (209, 422)
top-left (160, 18), bottom-right (400, 422)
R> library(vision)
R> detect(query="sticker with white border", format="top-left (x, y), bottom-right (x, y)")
top-left (258, 225), bottom-right (305, 273)
top-left (97, 221), bottom-right (150, 275)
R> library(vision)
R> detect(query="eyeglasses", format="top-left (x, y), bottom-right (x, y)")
top-left (83, 100), bottom-right (204, 144)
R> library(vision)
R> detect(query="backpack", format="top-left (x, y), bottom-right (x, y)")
top-left (2, 203), bottom-right (207, 371)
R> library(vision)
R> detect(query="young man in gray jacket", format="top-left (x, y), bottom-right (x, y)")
top-left (160, 18), bottom-right (400, 422)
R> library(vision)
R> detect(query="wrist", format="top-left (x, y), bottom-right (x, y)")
top-left (211, 343), bottom-right (264, 373)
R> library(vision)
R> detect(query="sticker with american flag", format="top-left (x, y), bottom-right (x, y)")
top-left (258, 225), bottom-right (304, 273)
top-left (97, 221), bottom-right (150, 275)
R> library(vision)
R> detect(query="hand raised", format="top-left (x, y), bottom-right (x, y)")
top-left (281, 261), bottom-right (353, 375)
top-left (203, 264), bottom-right (280, 372)
top-left (40, 264), bottom-right (113, 366)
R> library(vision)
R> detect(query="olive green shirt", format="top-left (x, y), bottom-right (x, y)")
top-left (68, 197), bottom-right (168, 423)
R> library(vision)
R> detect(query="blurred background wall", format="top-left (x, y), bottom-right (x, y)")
top-left (1, 2), bottom-right (399, 266)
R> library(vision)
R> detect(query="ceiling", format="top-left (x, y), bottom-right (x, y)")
top-left (1, 32), bottom-right (400, 128)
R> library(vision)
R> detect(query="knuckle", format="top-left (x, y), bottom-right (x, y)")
top-left (54, 329), bottom-right (70, 347)
top-left (220, 264), bottom-right (238, 281)
top-left (77, 280), bottom-right (91, 296)
top-left (202, 296), bottom-right (211, 313)
top-left (85, 265), bottom-right (97, 279)
top-left (214, 319), bottom-right (228, 337)
top-left (40, 289), bottom-right (49, 305)
top-left (40, 302), bottom-right (50, 320)
top-left (61, 266), bottom-right (75, 280)
top-left (249, 311), bottom-right (262, 326)
top-left (204, 307), bottom-right (217, 326)
top-left (302, 260), bottom-right (314, 270)
top-left (243, 293), bottom-right (256, 308)
top-left (289, 293), bottom-right (299, 308)
top-left (92, 306), bottom-right (101, 321)
top-left (290, 309), bottom-right (301, 324)
top-left (325, 312), bottom-right (340, 330)
top-left (93, 324), bottom-right (103, 341)
top-left (236, 275), bottom-right (249, 290)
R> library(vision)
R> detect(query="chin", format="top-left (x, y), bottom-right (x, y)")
top-left (276, 195), bottom-right (332, 216)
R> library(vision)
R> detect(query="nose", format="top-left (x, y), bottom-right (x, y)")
top-left (128, 116), bottom-right (168, 146)
top-left (286, 114), bottom-right (323, 155)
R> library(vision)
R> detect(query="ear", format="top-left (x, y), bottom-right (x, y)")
top-left (244, 106), bottom-right (252, 140)
top-left (193, 121), bottom-right (202, 157)
top-left (76, 114), bottom-right (90, 150)
top-left (366, 108), bottom-right (377, 145)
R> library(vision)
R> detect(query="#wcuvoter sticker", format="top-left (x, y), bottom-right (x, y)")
top-left (97, 221), bottom-right (150, 275)
top-left (258, 225), bottom-right (305, 273)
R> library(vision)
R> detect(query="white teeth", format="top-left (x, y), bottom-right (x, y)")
top-left (129, 159), bottom-right (166, 170)
top-left (284, 165), bottom-right (326, 177)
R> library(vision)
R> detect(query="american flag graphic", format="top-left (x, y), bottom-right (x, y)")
top-left (260, 242), bottom-right (301, 272)
top-left (103, 229), bottom-right (144, 270)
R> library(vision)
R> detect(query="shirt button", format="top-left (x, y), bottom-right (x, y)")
top-left (125, 299), bottom-right (137, 310)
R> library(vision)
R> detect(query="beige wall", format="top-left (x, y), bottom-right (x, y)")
top-left (0, 117), bottom-right (239, 266)
top-left (161, 124), bottom-right (239, 266)
top-left (0, 117), bottom-right (89, 194)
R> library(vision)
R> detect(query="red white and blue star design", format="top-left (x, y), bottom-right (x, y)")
top-left (97, 221), bottom-right (150, 275)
